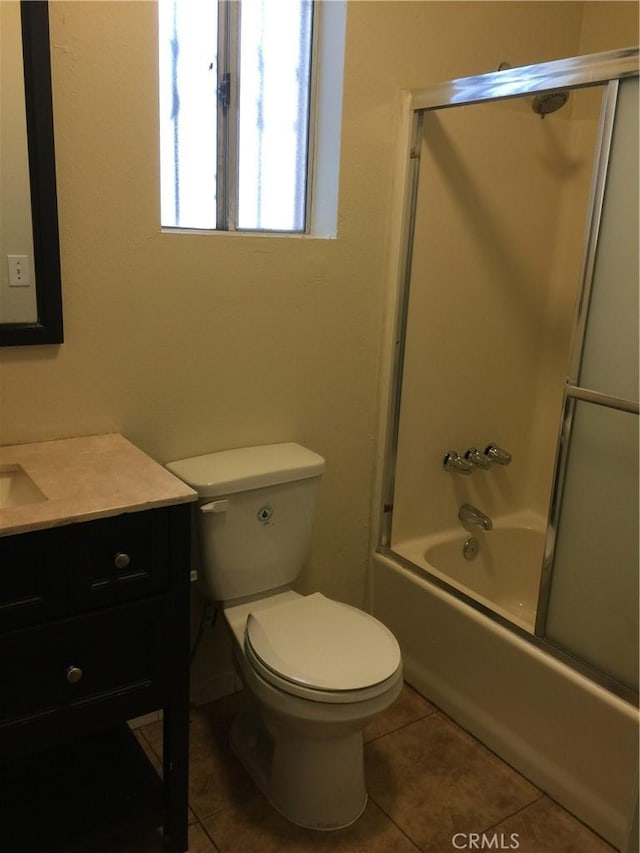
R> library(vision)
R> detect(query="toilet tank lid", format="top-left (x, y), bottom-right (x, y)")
top-left (166, 442), bottom-right (325, 497)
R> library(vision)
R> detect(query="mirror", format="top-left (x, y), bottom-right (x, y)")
top-left (0, 0), bottom-right (63, 346)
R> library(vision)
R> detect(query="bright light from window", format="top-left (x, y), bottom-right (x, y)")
top-left (238, 0), bottom-right (312, 231)
top-left (158, 0), bottom-right (313, 233)
top-left (159, 0), bottom-right (217, 229)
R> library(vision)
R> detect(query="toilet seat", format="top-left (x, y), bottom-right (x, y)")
top-left (244, 592), bottom-right (402, 704)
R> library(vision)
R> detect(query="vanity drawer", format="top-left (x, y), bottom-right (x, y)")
top-left (69, 509), bottom-right (171, 611)
top-left (0, 528), bottom-right (69, 633)
top-left (0, 599), bottom-right (168, 727)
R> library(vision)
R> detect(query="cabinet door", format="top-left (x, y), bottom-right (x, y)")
top-left (0, 599), bottom-right (168, 728)
top-left (0, 619), bottom-right (65, 724)
top-left (0, 528), bottom-right (69, 633)
top-left (70, 509), bottom-right (171, 611)
top-left (61, 600), bottom-right (169, 711)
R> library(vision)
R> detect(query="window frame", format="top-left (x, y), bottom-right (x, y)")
top-left (159, 0), bottom-right (344, 238)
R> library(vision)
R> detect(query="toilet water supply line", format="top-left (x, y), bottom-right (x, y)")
top-left (190, 601), bottom-right (218, 665)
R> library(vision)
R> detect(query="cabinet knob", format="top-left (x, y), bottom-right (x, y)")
top-left (114, 552), bottom-right (131, 570)
top-left (66, 665), bottom-right (83, 684)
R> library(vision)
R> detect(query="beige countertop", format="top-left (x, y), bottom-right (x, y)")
top-left (0, 433), bottom-right (197, 536)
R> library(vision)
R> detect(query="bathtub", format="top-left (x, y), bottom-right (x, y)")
top-left (392, 512), bottom-right (544, 632)
top-left (371, 546), bottom-right (639, 850)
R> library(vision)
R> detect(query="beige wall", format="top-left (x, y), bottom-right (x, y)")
top-left (0, 2), bottom-right (637, 698)
top-left (580, 0), bottom-right (639, 53)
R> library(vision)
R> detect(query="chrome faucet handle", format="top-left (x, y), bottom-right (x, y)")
top-left (484, 444), bottom-right (512, 466)
top-left (464, 448), bottom-right (492, 469)
top-left (443, 451), bottom-right (473, 474)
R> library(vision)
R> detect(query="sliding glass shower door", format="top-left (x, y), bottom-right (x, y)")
top-left (538, 77), bottom-right (639, 694)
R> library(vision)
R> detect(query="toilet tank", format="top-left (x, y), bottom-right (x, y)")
top-left (167, 443), bottom-right (325, 603)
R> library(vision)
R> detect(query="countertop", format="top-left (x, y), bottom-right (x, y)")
top-left (0, 433), bottom-right (197, 536)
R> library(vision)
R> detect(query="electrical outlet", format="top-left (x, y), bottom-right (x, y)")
top-left (8, 255), bottom-right (31, 287)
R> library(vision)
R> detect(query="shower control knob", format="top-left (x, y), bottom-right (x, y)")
top-left (442, 452), bottom-right (473, 475)
top-left (484, 445), bottom-right (512, 466)
top-left (464, 449), bottom-right (492, 469)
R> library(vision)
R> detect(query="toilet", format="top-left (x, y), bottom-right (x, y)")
top-left (166, 442), bottom-right (403, 830)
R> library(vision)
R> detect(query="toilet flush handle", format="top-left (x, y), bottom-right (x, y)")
top-left (200, 499), bottom-right (229, 513)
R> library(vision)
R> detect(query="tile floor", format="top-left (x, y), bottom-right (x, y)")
top-left (122, 684), bottom-right (615, 852)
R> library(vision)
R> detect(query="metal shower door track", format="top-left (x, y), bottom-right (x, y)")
top-left (408, 47), bottom-right (639, 111)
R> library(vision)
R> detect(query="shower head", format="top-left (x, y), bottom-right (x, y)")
top-left (532, 90), bottom-right (569, 118)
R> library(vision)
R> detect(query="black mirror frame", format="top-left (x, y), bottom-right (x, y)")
top-left (1, 1), bottom-right (63, 346)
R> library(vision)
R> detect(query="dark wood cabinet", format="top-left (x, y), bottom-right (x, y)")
top-left (0, 503), bottom-right (191, 852)
top-left (0, 526), bottom-right (70, 631)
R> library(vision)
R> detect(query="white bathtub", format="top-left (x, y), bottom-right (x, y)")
top-left (371, 548), bottom-right (639, 850)
top-left (392, 512), bottom-right (545, 632)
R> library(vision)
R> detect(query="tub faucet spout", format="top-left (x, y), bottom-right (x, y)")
top-left (458, 503), bottom-right (493, 532)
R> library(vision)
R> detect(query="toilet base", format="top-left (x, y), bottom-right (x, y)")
top-left (230, 697), bottom-right (368, 831)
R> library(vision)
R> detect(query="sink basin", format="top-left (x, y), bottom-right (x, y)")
top-left (0, 465), bottom-right (47, 509)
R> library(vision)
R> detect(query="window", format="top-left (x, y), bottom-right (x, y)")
top-left (159, 0), bottom-right (318, 233)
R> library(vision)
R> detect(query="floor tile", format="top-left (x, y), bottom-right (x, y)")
top-left (489, 796), bottom-right (616, 853)
top-left (364, 712), bottom-right (540, 852)
top-left (136, 685), bottom-right (616, 853)
top-left (364, 683), bottom-right (436, 743)
top-left (133, 730), bottom-right (163, 777)
top-left (142, 692), bottom-right (257, 821)
top-left (188, 822), bottom-right (221, 853)
top-left (202, 795), bottom-right (420, 853)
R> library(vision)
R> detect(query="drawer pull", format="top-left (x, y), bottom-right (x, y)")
top-left (114, 552), bottom-right (131, 570)
top-left (66, 665), bottom-right (83, 684)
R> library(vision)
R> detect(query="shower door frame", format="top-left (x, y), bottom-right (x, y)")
top-left (535, 73), bottom-right (639, 686)
top-left (377, 47), bottom-right (639, 702)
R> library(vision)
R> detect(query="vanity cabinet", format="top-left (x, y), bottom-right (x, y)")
top-left (0, 435), bottom-right (196, 853)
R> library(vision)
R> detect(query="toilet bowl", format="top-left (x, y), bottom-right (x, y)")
top-left (166, 443), bottom-right (403, 829)
top-left (224, 590), bottom-right (403, 829)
